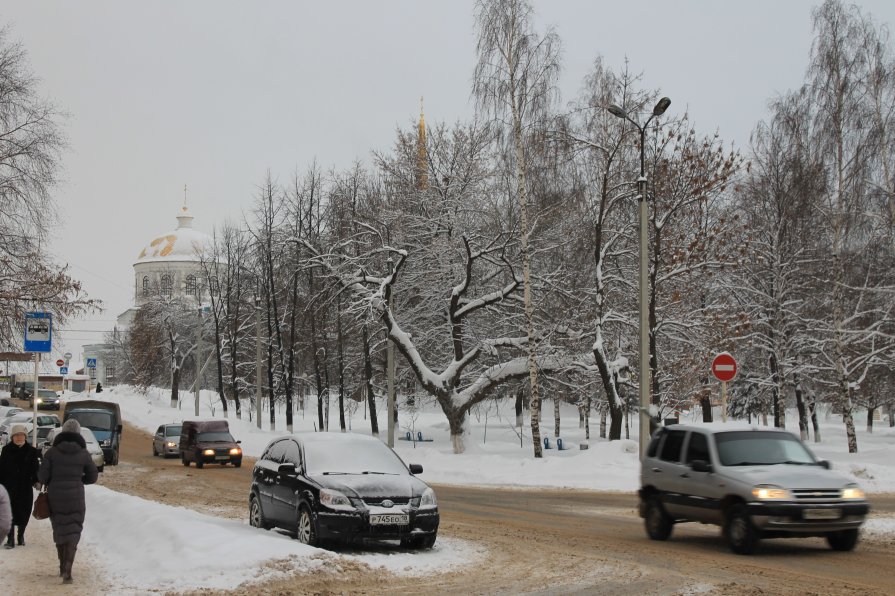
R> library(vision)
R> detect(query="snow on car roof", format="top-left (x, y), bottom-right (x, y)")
top-left (664, 421), bottom-right (793, 434)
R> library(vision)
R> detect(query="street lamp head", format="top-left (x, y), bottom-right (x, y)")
top-left (653, 97), bottom-right (671, 116)
top-left (607, 104), bottom-right (628, 119)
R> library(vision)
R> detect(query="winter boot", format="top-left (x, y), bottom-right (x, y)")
top-left (4, 528), bottom-right (13, 549)
top-left (56, 544), bottom-right (65, 576)
top-left (62, 543), bottom-right (78, 584)
top-left (16, 527), bottom-right (24, 546)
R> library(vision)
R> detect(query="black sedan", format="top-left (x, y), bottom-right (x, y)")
top-left (249, 432), bottom-right (439, 549)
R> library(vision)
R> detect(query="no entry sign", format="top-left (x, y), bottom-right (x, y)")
top-left (56, 359), bottom-right (65, 367)
top-left (711, 352), bottom-right (737, 382)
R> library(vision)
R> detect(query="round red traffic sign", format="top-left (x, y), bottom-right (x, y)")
top-left (711, 352), bottom-right (737, 382)
top-left (55, 359), bottom-right (65, 367)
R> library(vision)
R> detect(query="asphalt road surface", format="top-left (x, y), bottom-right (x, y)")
top-left (100, 421), bottom-right (895, 595)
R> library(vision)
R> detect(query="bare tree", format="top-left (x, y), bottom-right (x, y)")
top-left (473, 0), bottom-right (561, 457)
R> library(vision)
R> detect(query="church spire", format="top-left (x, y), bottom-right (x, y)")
top-left (416, 96), bottom-right (428, 190)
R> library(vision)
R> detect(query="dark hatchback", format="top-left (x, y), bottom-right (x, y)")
top-left (249, 432), bottom-right (439, 548)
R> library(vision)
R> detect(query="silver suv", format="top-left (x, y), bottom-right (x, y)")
top-left (639, 424), bottom-right (869, 554)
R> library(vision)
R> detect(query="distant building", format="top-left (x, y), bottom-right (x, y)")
top-left (117, 203), bottom-right (213, 329)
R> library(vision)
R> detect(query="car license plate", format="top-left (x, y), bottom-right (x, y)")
top-left (215, 455), bottom-right (230, 461)
top-left (803, 508), bottom-right (841, 520)
top-left (370, 514), bottom-right (409, 526)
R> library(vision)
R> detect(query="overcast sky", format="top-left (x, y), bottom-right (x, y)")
top-left (3, 0), bottom-right (895, 363)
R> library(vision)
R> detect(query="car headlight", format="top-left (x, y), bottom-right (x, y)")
top-left (319, 488), bottom-right (354, 511)
top-left (752, 485), bottom-right (793, 500)
top-left (203, 449), bottom-right (215, 456)
top-left (166, 441), bottom-right (177, 448)
top-left (419, 487), bottom-right (437, 509)
top-left (842, 485), bottom-right (866, 500)
top-left (229, 447), bottom-right (242, 455)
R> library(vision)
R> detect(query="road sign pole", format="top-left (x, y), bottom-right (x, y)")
top-left (32, 353), bottom-right (39, 446)
top-left (721, 381), bottom-right (728, 423)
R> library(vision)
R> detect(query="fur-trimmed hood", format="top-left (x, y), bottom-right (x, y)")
top-left (52, 431), bottom-right (87, 451)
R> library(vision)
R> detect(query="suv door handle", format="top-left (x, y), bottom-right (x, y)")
top-left (680, 472), bottom-right (690, 478)
top-left (651, 468), bottom-right (662, 473)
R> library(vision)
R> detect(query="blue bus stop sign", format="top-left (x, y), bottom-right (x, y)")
top-left (24, 312), bottom-right (52, 353)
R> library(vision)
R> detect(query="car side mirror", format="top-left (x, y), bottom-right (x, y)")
top-left (117, 425), bottom-right (123, 433)
top-left (278, 463), bottom-right (296, 476)
top-left (409, 463), bottom-right (423, 475)
top-left (819, 460), bottom-right (831, 470)
top-left (236, 440), bottom-right (242, 444)
top-left (690, 459), bottom-right (713, 473)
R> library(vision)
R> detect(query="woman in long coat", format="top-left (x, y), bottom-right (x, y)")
top-left (38, 418), bottom-right (98, 584)
top-left (0, 423), bottom-right (40, 548)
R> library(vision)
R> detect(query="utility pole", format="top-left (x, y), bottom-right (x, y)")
top-left (386, 257), bottom-right (396, 447)
top-left (255, 296), bottom-right (263, 429)
top-left (31, 353), bottom-right (39, 447)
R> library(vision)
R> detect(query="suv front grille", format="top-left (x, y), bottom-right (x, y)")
top-left (792, 489), bottom-right (841, 501)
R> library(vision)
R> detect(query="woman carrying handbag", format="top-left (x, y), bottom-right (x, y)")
top-left (38, 419), bottom-right (98, 584)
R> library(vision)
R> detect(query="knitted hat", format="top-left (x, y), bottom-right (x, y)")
top-left (61, 418), bottom-right (81, 434)
top-left (10, 424), bottom-right (27, 437)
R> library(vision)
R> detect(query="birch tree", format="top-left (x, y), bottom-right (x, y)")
top-left (473, 0), bottom-right (561, 457)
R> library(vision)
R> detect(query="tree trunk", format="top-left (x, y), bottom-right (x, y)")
top-left (553, 394), bottom-right (560, 438)
top-left (446, 406), bottom-right (466, 454)
top-left (795, 379), bottom-right (809, 441)
top-left (769, 351), bottom-right (785, 429)
top-left (810, 393), bottom-right (821, 442)
top-left (889, 403), bottom-right (894, 428)
top-left (515, 389), bottom-right (523, 428)
top-left (362, 324), bottom-right (379, 437)
top-left (599, 407), bottom-right (607, 439)
top-left (171, 365), bottom-right (180, 408)
top-left (867, 406), bottom-right (875, 433)
top-left (337, 296), bottom-right (346, 432)
top-left (578, 404), bottom-right (585, 429)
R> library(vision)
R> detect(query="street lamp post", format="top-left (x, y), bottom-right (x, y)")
top-left (607, 97), bottom-right (670, 460)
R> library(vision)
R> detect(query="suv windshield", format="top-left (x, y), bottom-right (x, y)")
top-left (165, 426), bottom-right (182, 437)
top-left (69, 412), bottom-right (112, 432)
top-left (304, 439), bottom-right (408, 476)
top-left (197, 431), bottom-right (234, 442)
top-left (715, 431), bottom-right (816, 466)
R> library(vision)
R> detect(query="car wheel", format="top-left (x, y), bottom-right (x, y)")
top-left (234, 460), bottom-right (242, 469)
top-left (644, 495), bottom-right (673, 541)
top-left (182, 455), bottom-right (190, 467)
top-left (152, 444), bottom-right (158, 457)
top-left (296, 505), bottom-right (319, 546)
top-left (196, 460), bottom-right (204, 469)
top-left (249, 494), bottom-right (271, 530)
top-left (112, 451), bottom-right (119, 466)
top-left (725, 504), bottom-right (758, 554)
top-left (826, 528), bottom-right (859, 551)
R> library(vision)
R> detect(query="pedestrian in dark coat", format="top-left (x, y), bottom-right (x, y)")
top-left (0, 423), bottom-right (40, 548)
top-left (38, 418), bottom-right (98, 584)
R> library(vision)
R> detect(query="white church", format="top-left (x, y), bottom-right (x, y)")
top-left (83, 203), bottom-right (213, 385)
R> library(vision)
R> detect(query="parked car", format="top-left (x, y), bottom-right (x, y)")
top-left (23, 423), bottom-right (55, 452)
top-left (639, 423), bottom-right (870, 554)
top-left (179, 420), bottom-right (241, 468)
top-left (249, 432), bottom-right (439, 548)
top-left (43, 426), bottom-right (105, 473)
top-left (152, 423), bottom-right (182, 458)
top-left (0, 413), bottom-right (59, 445)
top-left (0, 406), bottom-right (23, 419)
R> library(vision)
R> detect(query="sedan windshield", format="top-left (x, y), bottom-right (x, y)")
top-left (304, 439), bottom-right (409, 476)
top-left (715, 431), bottom-right (817, 466)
